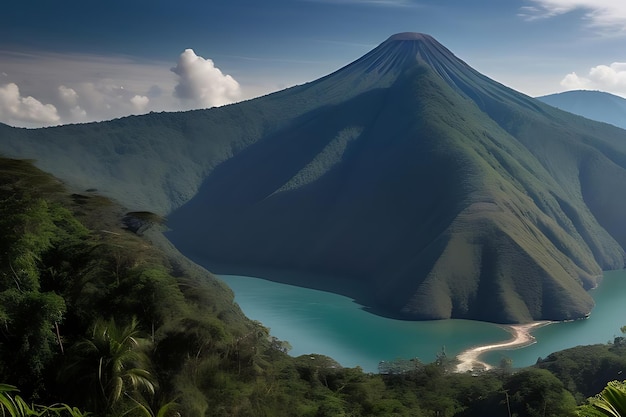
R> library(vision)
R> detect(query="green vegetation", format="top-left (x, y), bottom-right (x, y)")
top-left (1, 35), bottom-right (626, 324)
top-left (576, 380), bottom-right (626, 417)
top-left (3, 155), bottom-right (626, 416)
top-left (162, 36), bottom-right (626, 324)
top-left (60, 317), bottom-right (157, 413)
top-left (0, 384), bottom-right (89, 417)
top-left (3, 39), bottom-right (626, 416)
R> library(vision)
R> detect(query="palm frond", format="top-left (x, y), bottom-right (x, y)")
top-left (587, 380), bottom-right (626, 417)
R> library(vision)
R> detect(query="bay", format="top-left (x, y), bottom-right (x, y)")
top-left (220, 274), bottom-right (510, 372)
top-left (221, 270), bottom-right (626, 372)
top-left (482, 269), bottom-right (626, 367)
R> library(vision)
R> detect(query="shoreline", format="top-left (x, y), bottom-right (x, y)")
top-left (454, 321), bottom-right (552, 373)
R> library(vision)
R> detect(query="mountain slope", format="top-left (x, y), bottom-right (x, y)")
top-left (166, 34), bottom-right (626, 323)
top-left (1, 33), bottom-right (626, 323)
top-left (538, 90), bottom-right (626, 130)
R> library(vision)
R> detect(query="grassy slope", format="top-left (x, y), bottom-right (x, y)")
top-left (395, 57), bottom-right (626, 321)
top-left (0, 53), bottom-right (406, 217)
top-left (167, 62), bottom-right (626, 323)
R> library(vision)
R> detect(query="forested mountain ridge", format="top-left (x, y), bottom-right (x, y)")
top-left (2, 33), bottom-right (626, 323)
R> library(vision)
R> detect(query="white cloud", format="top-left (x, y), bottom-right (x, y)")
top-left (0, 82), bottom-right (60, 126)
top-left (171, 49), bottom-right (241, 109)
top-left (69, 105), bottom-right (87, 120)
top-left (58, 85), bottom-right (79, 107)
top-left (521, 1), bottom-right (626, 33)
top-left (560, 62), bottom-right (626, 95)
top-left (560, 72), bottom-right (590, 89)
top-left (56, 85), bottom-right (88, 122)
top-left (589, 62), bottom-right (626, 85)
top-left (0, 50), bottom-right (186, 127)
top-left (130, 94), bottom-right (150, 112)
top-left (0, 49), bottom-right (262, 127)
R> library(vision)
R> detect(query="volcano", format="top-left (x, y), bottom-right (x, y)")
top-left (2, 33), bottom-right (626, 323)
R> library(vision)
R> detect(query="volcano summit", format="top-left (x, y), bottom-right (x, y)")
top-left (2, 33), bottom-right (626, 323)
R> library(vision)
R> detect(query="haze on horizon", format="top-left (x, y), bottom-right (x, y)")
top-left (2, 0), bottom-right (626, 128)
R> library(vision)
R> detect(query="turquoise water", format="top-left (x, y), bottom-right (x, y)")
top-left (220, 270), bottom-right (626, 373)
top-left (482, 269), bottom-right (626, 367)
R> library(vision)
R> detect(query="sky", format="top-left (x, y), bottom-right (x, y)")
top-left (1, 0), bottom-right (626, 128)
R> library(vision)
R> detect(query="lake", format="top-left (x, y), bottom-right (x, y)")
top-left (220, 270), bottom-right (626, 373)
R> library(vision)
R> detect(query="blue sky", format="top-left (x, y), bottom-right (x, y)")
top-left (1, 0), bottom-right (626, 127)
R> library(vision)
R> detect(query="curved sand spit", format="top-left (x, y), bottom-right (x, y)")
top-left (455, 321), bottom-right (551, 373)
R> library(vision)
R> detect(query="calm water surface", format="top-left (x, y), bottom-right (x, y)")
top-left (220, 270), bottom-right (626, 372)
top-left (482, 269), bottom-right (626, 367)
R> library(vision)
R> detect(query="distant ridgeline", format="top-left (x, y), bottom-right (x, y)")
top-left (538, 90), bottom-right (626, 130)
top-left (2, 33), bottom-right (626, 324)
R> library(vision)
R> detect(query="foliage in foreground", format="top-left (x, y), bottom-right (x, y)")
top-left (576, 380), bottom-right (626, 417)
top-left (0, 383), bottom-right (89, 417)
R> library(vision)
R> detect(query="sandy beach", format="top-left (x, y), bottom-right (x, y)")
top-left (455, 321), bottom-right (551, 373)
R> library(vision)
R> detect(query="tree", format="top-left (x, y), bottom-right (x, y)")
top-left (0, 188), bottom-right (78, 396)
top-left (0, 288), bottom-right (66, 395)
top-left (61, 317), bottom-right (156, 413)
top-left (497, 357), bottom-right (513, 380)
top-left (504, 368), bottom-right (577, 417)
top-left (378, 358), bottom-right (423, 375)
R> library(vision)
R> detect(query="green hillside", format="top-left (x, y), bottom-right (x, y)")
top-left (166, 35), bottom-right (626, 323)
top-left (1, 33), bottom-right (626, 323)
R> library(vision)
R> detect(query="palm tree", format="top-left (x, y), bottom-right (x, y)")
top-left (577, 380), bottom-right (626, 417)
top-left (61, 317), bottom-right (156, 413)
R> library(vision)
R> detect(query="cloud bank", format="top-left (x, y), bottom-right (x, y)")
top-left (0, 83), bottom-right (60, 126)
top-left (561, 62), bottom-right (626, 95)
top-left (171, 49), bottom-right (241, 109)
top-left (520, 1), bottom-right (626, 33)
top-left (0, 49), bottom-right (243, 128)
